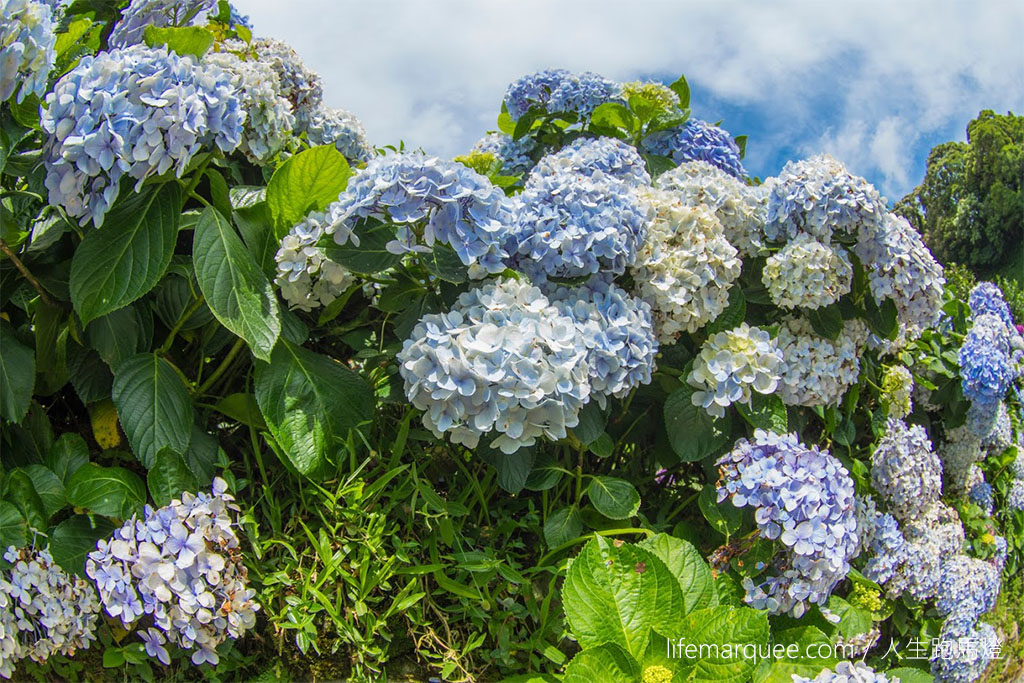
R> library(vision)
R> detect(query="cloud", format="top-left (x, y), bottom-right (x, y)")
top-left (238, 0), bottom-right (1024, 197)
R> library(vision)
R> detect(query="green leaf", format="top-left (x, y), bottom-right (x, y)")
top-left (562, 536), bottom-right (684, 658)
top-left (523, 453), bottom-right (564, 492)
top-left (0, 320), bottom-right (34, 422)
top-left (591, 102), bottom-right (636, 134)
top-left (193, 207), bottom-right (281, 361)
top-left (111, 353), bottom-right (194, 468)
top-left (542, 506), bottom-right (582, 548)
top-left (699, 485), bottom-right (743, 539)
top-left (3, 469), bottom-right (47, 529)
top-left (705, 287), bottom-right (746, 335)
top-left (827, 595), bottom-right (874, 640)
top-left (663, 386), bottom-right (731, 462)
top-left (143, 25), bottom-right (215, 57)
top-left (49, 515), bottom-right (116, 577)
top-left (753, 626), bottom-right (836, 683)
top-left (669, 74), bottom-right (691, 109)
top-left (46, 433), bottom-right (90, 484)
top-left (266, 145), bottom-right (350, 236)
top-left (588, 432), bottom-right (614, 458)
top-left (33, 299), bottom-right (67, 395)
top-left (205, 168), bottom-right (233, 219)
top-left (84, 307), bottom-right (142, 369)
top-left (0, 502), bottom-right (26, 549)
top-left (148, 449), bottom-right (199, 507)
top-left (586, 476), bottom-right (640, 520)
top-left (254, 339), bottom-right (373, 476)
top-left (65, 339), bottom-right (113, 403)
top-left (22, 465), bottom-right (66, 519)
top-left (479, 446), bottom-right (535, 494)
top-left (185, 425), bottom-right (221, 485)
top-left (737, 393), bottom-right (788, 433)
top-left (884, 669), bottom-right (934, 683)
top-left (65, 463), bottom-right (146, 519)
top-left (807, 304), bottom-right (843, 340)
top-left (572, 401), bottom-right (607, 446)
top-left (563, 643), bottom-right (640, 683)
top-left (639, 533), bottom-right (717, 615)
top-left (734, 135), bottom-right (747, 159)
top-left (70, 183), bottom-right (181, 325)
top-left (421, 243), bottom-right (469, 283)
top-left (55, 17), bottom-right (93, 57)
top-left (672, 606), bottom-right (769, 682)
top-left (321, 219), bottom-right (401, 274)
top-left (864, 295), bottom-right (898, 340)
top-left (213, 392), bottom-right (266, 429)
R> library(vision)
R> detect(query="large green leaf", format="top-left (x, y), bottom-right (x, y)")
top-left (49, 514), bottom-right (116, 577)
top-left (673, 606), bottom-right (770, 682)
top-left (322, 219), bottom-right (402, 274)
top-left (254, 339), bottom-right (373, 475)
top-left (84, 306), bottom-right (142, 369)
top-left (3, 469), bottom-right (47, 529)
top-left (0, 502), bottom-right (26, 548)
top-left (542, 506), bottom-right (582, 547)
top-left (639, 533), bottom-right (717, 615)
top-left (752, 626), bottom-right (836, 683)
top-left (562, 643), bottom-right (640, 683)
top-left (737, 392), bottom-right (788, 433)
top-left (663, 386), bottom-right (731, 462)
top-left (22, 464), bottom-right (66, 519)
top-left (699, 485), bottom-right (743, 540)
top-left (111, 353), bottom-right (194, 468)
top-left (70, 183), bottom-right (180, 325)
top-left (266, 145), bottom-right (350, 236)
top-left (586, 476), bottom-right (640, 520)
top-left (143, 25), bottom-right (214, 57)
top-left (193, 207), bottom-right (281, 361)
top-left (562, 536), bottom-right (684, 658)
top-left (46, 433), bottom-right (90, 484)
top-left (0, 320), bottom-right (34, 422)
top-left (148, 448), bottom-right (199, 507)
top-left (478, 445), bottom-right (535, 494)
top-left (65, 463), bottom-right (146, 520)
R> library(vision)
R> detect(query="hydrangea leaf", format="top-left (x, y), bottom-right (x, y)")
top-left (542, 506), bottom-right (582, 548)
top-left (638, 533), bottom-right (717, 615)
top-left (22, 464), bottom-right (66, 519)
top-left (0, 501), bottom-right (27, 549)
top-left (143, 25), bottom-right (215, 58)
top-left (111, 353), bottom-right (194, 469)
top-left (46, 433), bottom-right (90, 485)
top-left (807, 304), bottom-right (844, 340)
top-left (65, 463), bottom-right (146, 520)
top-left (669, 74), bottom-right (691, 110)
top-left (69, 183), bottom-right (181, 326)
top-left (193, 207), bottom-right (281, 361)
top-left (479, 445), bottom-right (535, 494)
top-left (671, 606), bottom-right (769, 682)
top-left (266, 145), bottom-right (350, 237)
top-left (737, 393), bottom-right (788, 433)
top-left (586, 476), bottom-right (640, 520)
top-left (698, 484), bottom-right (743, 540)
top-left (49, 515), bottom-right (116, 577)
top-left (3, 469), bottom-right (47, 529)
top-left (562, 643), bottom-right (640, 683)
top-left (751, 626), bottom-right (836, 683)
top-left (148, 448), bottom-right (199, 508)
top-left (0, 320), bottom-right (35, 423)
top-left (572, 401), bottom-right (607, 446)
top-left (663, 386), bottom-right (732, 462)
top-left (322, 219), bottom-right (401, 274)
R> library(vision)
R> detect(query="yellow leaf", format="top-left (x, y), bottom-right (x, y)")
top-left (90, 399), bottom-right (122, 449)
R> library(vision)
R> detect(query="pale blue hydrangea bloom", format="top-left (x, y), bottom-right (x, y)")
top-left (642, 118), bottom-right (746, 179)
top-left (774, 318), bottom-right (868, 408)
top-left (109, 0), bottom-right (217, 47)
top-left (688, 323), bottom-right (783, 418)
top-left (300, 105), bottom-right (373, 162)
top-left (762, 234), bottom-right (853, 310)
top-left (959, 313), bottom-right (1018, 409)
top-left (0, 545), bottom-right (100, 678)
top-left (274, 210), bottom-right (356, 311)
top-left (871, 419), bottom-right (943, 522)
top-left (471, 132), bottom-right (537, 176)
top-left (936, 555), bottom-right (1001, 632)
top-left (717, 430), bottom-right (859, 617)
top-left (792, 661), bottom-right (894, 683)
top-left (503, 68), bottom-right (622, 121)
top-left (885, 502), bottom-right (965, 601)
top-left (1008, 477), bottom-right (1024, 511)
top-left (861, 512), bottom-right (905, 586)
top-left (249, 38), bottom-right (323, 120)
top-left (510, 158), bottom-right (648, 279)
top-left (530, 136), bottom-right (650, 187)
top-left (86, 479), bottom-right (259, 667)
top-left (41, 45), bottom-right (243, 226)
top-left (980, 402), bottom-right (1012, 453)
top-left (938, 424), bottom-right (984, 497)
top-left (0, 0), bottom-right (55, 103)
top-left (968, 481), bottom-right (994, 515)
top-left (930, 620), bottom-right (998, 683)
top-left (968, 281), bottom-right (1014, 326)
top-left (396, 278), bottom-right (591, 454)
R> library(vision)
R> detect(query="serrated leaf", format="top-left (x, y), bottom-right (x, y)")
top-left (699, 485), bottom-right (743, 539)
top-left (22, 464), bottom-right (65, 519)
top-left (49, 515), bottom-right (116, 577)
top-left (70, 183), bottom-right (180, 325)
top-left (4, 469), bottom-right (47, 529)
top-left (479, 445), bottom-right (535, 494)
top-left (737, 393), bottom-right (788, 433)
top-left (111, 354), bottom-right (193, 468)
top-left (46, 433), bottom-right (89, 484)
top-left (148, 449), bottom-right (199, 507)
top-left (0, 320), bottom-right (34, 422)
top-left (572, 401), bottom-right (607, 446)
top-left (321, 219), bottom-right (401, 274)
top-left (587, 477), bottom-right (640, 520)
top-left (673, 606), bottom-right (769, 682)
top-left (663, 386), bottom-right (731, 462)
top-left (193, 207), bottom-right (281, 361)
top-left (542, 506), bottom-right (581, 548)
top-left (807, 304), bottom-right (843, 340)
top-left (266, 145), bottom-right (350, 236)
top-left (421, 243), bottom-right (469, 283)
top-left (143, 25), bottom-right (214, 57)
top-left (591, 102), bottom-right (636, 134)
top-left (0, 502), bottom-right (26, 549)
top-left (84, 307), bottom-right (142, 369)
top-left (562, 643), bottom-right (640, 683)
top-left (639, 533), bottom-right (717, 615)
top-left (65, 464), bottom-right (145, 520)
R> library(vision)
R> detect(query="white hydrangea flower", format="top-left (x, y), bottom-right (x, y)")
top-left (631, 188), bottom-right (741, 342)
top-left (274, 211), bottom-right (356, 311)
top-left (762, 233), bottom-right (852, 310)
top-left (687, 323), bottom-right (783, 418)
top-left (938, 424), bottom-right (985, 497)
top-left (654, 160), bottom-right (767, 256)
top-left (248, 38), bottom-right (323, 120)
top-left (776, 317), bottom-right (866, 407)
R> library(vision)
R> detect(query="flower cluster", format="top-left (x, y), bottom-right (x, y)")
top-left (0, 0), bottom-right (55, 104)
top-left (108, 0), bottom-right (216, 48)
top-left (510, 155), bottom-right (648, 279)
top-left (86, 479), bottom-right (259, 666)
top-left (654, 160), bottom-right (767, 256)
top-left (503, 68), bottom-right (622, 121)
top-left (396, 278), bottom-right (591, 454)
top-left (717, 431), bottom-right (859, 617)
top-left (762, 234), bottom-right (852, 310)
top-left (642, 118), bottom-right (746, 178)
top-left (470, 132), bottom-right (537, 177)
top-left (274, 211), bottom-right (356, 311)
top-left (546, 277), bottom-right (657, 408)
top-left (880, 365), bottom-right (913, 419)
top-left (968, 480), bottom-right (994, 514)
top-left (301, 106), bottom-right (373, 162)
top-left (621, 80), bottom-right (680, 112)
top-left (792, 662), bottom-right (894, 683)
top-left (1009, 448), bottom-right (1024, 511)
top-left (936, 555), bottom-right (1001, 632)
top-left (248, 38), bottom-right (323, 120)
top-left (775, 317), bottom-right (867, 407)
top-left (968, 281), bottom-right (1015, 327)
top-left (959, 313), bottom-right (1018, 410)
top-left (930, 620), bottom-right (999, 683)
top-left (41, 45), bottom-right (243, 226)
top-left (938, 425), bottom-right (984, 496)
top-left (980, 402), bottom-right (1011, 453)
top-left (0, 545), bottom-right (100, 678)
top-left (631, 188), bottom-right (741, 341)
top-left (688, 324), bottom-right (783, 418)
top-left (204, 48), bottom-right (295, 163)
top-left (530, 136), bottom-right (650, 187)
top-left (870, 419), bottom-right (943, 522)
top-left (885, 502), bottom-right (965, 602)
top-left (861, 511), bottom-right (905, 586)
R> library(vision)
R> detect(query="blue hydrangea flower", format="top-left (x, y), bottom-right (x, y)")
top-left (642, 118), bottom-right (746, 179)
top-left (792, 662), bottom-right (895, 683)
top-left (503, 68), bottom-right (622, 121)
top-left (870, 419), bottom-right (943, 522)
top-left (968, 282), bottom-right (1014, 326)
top-left (86, 479), bottom-right (259, 667)
top-left (531, 136), bottom-right (650, 187)
top-left (886, 502), bottom-right (965, 602)
top-left (1009, 478), bottom-right (1024, 511)
top-left (936, 555), bottom-right (1000, 635)
top-left (470, 132), bottom-right (537, 176)
top-left (861, 512), bottom-right (905, 586)
top-left (250, 38), bottom-right (323, 120)
top-left (930, 620), bottom-right (998, 683)
top-left (227, 2), bottom-right (250, 29)
top-left (510, 158), bottom-right (648, 279)
top-left (300, 105), bottom-right (373, 162)
top-left (959, 313), bottom-right (1017, 409)
top-left (0, 0), bottom-right (56, 103)
top-left (41, 45), bottom-right (243, 226)
top-left (109, 0), bottom-right (217, 47)
top-left (718, 431), bottom-right (859, 617)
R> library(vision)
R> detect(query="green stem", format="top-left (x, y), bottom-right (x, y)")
top-left (665, 488), bottom-right (702, 524)
top-left (537, 528), bottom-right (654, 566)
top-left (0, 239), bottom-right (56, 308)
top-left (195, 337), bottom-right (246, 396)
top-left (157, 295), bottom-right (205, 355)
top-left (180, 157), bottom-right (212, 210)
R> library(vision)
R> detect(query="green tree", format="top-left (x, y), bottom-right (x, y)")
top-left (896, 110), bottom-right (1024, 271)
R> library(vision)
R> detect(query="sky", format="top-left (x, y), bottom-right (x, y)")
top-left (239, 0), bottom-right (1024, 202)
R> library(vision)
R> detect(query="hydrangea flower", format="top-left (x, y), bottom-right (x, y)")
top-left (861, 512), bottom-right (905, 586)
top-left (775, 317), bottom-right (867, 407)
top-left (630, 188), bottom-right (741, 341)
top-left (654, 160), bottom-right (768, 256)
top-left (642, 118), bottom-right (746, 178)
top-left (968, 281), bottom-right (1014, 326)
top-left (249, 38), bottom-right (323, 120)
top-left (545, 276), bottom-right (657, 408)
top-left (880, 365), bottom-right (913, 419)
top-left (763, 155), bottom-right (887, 244)
top-left (929, 620), bottom-right (998, 683)
top-left (108, 0), bottom-right (216, 47)
top-left (792, 661), bottom-right (894, 683)
top-left (959, 313), bottom-right (1018, 409)
top-left (86, 479), bottom-right (259, 666)
top-left (204, 48), bottom-right (295, 163)
top-left (688, 324), bottom-right (783, 418)
top-left (1008, 477), bottom-right (1024, 511)
top-left (530, 136), bottom-right (650, 187)
top-left (717, 431), bottom-right (859, 617)
top-left (41, 45), bottom-right (243, 226)
top-left (885, 502), bottom-right (964, 601)
top-left (870, 419), bottom-right (942, 522)
top-left (470, 132), bottom-right (536, 176)
top-left (980, 402), bottom-right (1011, 453)
top-left (274, 211), bottom-right (356, 311)
top-left (937, 424), bottom-right (984, 496)
top-left (503, 68), bottom-right (622, 121)
top-left (0, 0), bottom-right (56, 103)
top-left (510, 159), bottom-right (648, 279)
top-left (300, 106), bottom-right (373, 162)
top-left (762, 234), bottom-right (853, 310)
top-left (935, 555), bottom-right (1001, 633)
top-left (621, 80), bottom-right (680, 112)
top-left (396, 278), bottom-right (591, 454)
top-left (0, 545), bottom-right (100, 678)
top-left (968, 480), bottom-right (994, 514)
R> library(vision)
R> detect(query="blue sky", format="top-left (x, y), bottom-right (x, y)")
top-left (239, 0), bottom-right (1024, 202)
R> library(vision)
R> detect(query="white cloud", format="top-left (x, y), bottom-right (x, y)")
top-left (238, 0), bottom-right (1024, 196)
